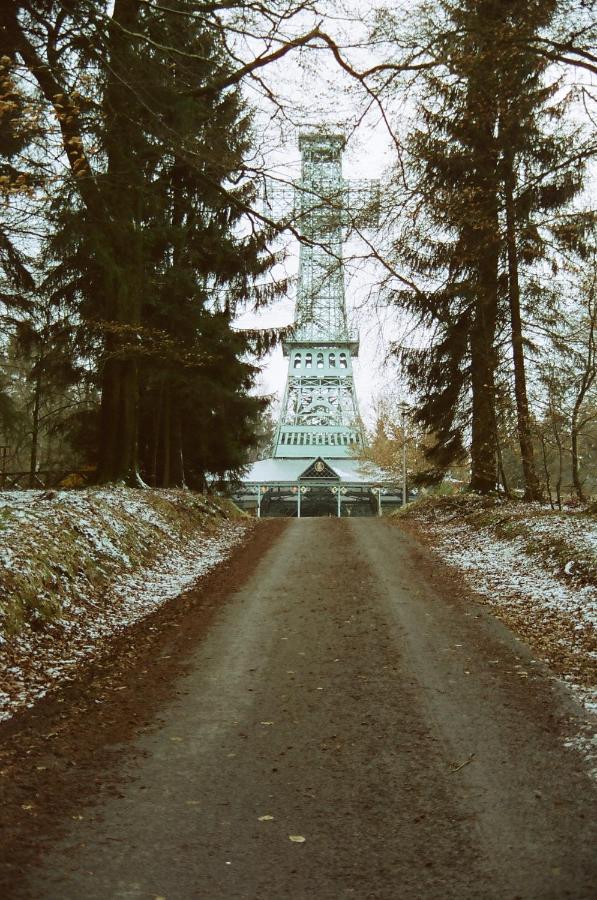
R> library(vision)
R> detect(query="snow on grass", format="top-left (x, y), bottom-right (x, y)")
top-left (440, 526), bottom-right (596, 635)
top-left (398, 496), bottom-right (597, 774)
top-left (0, 488), bottom-right (251, 722)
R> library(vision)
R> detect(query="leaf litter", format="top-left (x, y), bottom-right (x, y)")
top-left (0, 488), bottom-right (252, 722)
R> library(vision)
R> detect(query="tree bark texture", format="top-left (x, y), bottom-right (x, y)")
top-left (28, 373), bottom-right (42, 487)
top-left (466, 26), bottom-right (501, 495)
top-left (96, 0), bottom-right (144, 483)
top-left (503, 148), bottom-right (542, 501)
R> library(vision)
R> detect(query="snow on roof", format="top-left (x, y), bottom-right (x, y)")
top-left (242, 456), bottom-right (385, 486)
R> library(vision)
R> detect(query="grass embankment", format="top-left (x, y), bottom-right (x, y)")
top-left (394, 495), bottom-right (596, 706)
top-left (0, 488), bottom-right (245, 639)
top-left (0, 488), bottom-right (250, 720)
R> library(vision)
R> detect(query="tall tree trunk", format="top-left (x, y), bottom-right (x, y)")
top-left (29, 372), bottom-right (42, 487)
top-left (98, 353), bottom-right (139, 484)
top-left (503, 147), bottom-right (542, 501)
top-left (549, 397), bottom-right (563, 511)
top-left (97, 0), bottom-right (143, 485)
top-left (149, 378), bottom-right (164, 487)
top-left (170, 404), bottom-right (185, 487)
top-left (570, 308), bottom-right (595, 500)
top-left (493, 412), bottom-right (511, 499)
top-left (570, 399), bottom-right (584, 501)
top-left (161, 383), bottom-right (171, 488)
top-left (539, 432), bottom-right (554, 509)
top-left (468, 54), bottom-right (500, 495)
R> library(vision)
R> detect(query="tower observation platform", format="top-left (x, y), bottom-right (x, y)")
top-left (239, 132), bottom-right (389, 517)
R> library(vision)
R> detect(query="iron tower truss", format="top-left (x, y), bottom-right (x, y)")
top-left (266, 132), bottom-right (379, 459)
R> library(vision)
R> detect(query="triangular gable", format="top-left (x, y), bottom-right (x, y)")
top-left (299, 457), bottom-right (339, 480)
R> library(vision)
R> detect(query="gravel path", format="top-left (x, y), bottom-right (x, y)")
top-left (8, 519), bottom-right (597, 899)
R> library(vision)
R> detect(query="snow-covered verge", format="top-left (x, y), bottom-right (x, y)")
top-left (0, 488), bottom-right (252, 722)
top-left (396, 496), bottom-right (596, 770)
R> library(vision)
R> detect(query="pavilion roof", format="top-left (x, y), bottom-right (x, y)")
top-left (241, 456), bottom-right (385, 486)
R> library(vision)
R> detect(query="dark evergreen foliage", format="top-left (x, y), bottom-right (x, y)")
top-left (5, 0), bottom-right (277, 485)
top-left (389, 0), bottom-right (592, 494)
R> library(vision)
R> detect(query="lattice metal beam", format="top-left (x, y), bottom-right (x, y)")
top-left (272, 131), bottom-right (377, 459)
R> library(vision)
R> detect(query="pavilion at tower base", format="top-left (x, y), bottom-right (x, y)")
top-left (236, 455), bottom-right (398, 518)
top-left (235, 130), bottom-right (402, 516)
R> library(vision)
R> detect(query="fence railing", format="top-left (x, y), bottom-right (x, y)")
top-left (0, 470), bottom-right (93, 490)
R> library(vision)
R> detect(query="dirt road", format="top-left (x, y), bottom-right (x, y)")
top-left (8, 519), bottom-right (597, 898)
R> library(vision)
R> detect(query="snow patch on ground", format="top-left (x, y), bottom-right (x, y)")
top-left (439, 529), bottom-right (596, 642)
top-left (405, 499), bottom-right (597, 775)
top-left (0, 488), bottom-right (250, 722)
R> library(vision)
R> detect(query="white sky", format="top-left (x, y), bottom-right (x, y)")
top-left (235, 9), bottom-right (409, 426)
top-left (233, 1), bottom-right (596, 427)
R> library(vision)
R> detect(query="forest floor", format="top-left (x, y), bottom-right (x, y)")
top-left (0, 488), bottom-right (253, 722)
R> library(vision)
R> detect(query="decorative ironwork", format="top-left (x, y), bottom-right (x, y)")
top-left (271, 131), bottom-right (378, 459)
top-left (300, 457), bottom-right (339, 480)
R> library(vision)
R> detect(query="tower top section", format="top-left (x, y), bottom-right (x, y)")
top-left (289, 130), bottom-right (352, 347)
top-left (298, 131), bottom-right (346, 154)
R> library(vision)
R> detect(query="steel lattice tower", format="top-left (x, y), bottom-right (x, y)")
top-left (272, 132), bottom-right (375, 459)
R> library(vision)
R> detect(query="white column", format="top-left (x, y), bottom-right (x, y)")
top-left (256, 485), bottom-right (261, 518)
top-left (337, 486), bottom-right (341, 517)
top-left (297, 485), bottom-right (301, 518)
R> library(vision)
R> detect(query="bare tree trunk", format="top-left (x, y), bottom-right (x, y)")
top-left (550, 399), bottom-right (563, 511)
top-left (161, 384), bottom-right (171, 489)
top-left (29, 372), bottom-right (42, 487)
top-left (149, 378), bottom-right (164, 487)
top-left (539, 432), bottom-right (554, 510)
top-left (493, 412), bottom-right (511, 498)
top-left (503, 147), bottom-right (542, 501)
top-left (571, 302), bottom-right (596, 500)
top-left (469, 75), bottom-right (500, 495)
top-left (570, 397), bottom-right (584, 501)
top-left (170, 407), bottom-right (185, 488)
top-left (97, 0), bottom-right (143, 486)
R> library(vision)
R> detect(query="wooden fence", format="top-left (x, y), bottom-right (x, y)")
top-left (0, 470), bottom-right (92, 490)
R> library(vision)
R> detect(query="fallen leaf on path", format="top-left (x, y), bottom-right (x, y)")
top-left (260, 721), bottom-right (274, 726)
top-left (258, 814), bottom-right (274, 821)
top-left (289, 835), bottom-right (306, 843)
top-left (449, 752), bottom-right (476, 773)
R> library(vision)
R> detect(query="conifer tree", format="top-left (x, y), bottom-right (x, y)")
top-left (495, 0), bottom-right (589, 500)
top-left (130, 4), bottom-right (276, 486)
top-left (8, 0), bottom-right (280, 484)
top-left (390, 0), bottom-right (502, 492)
top-left (384, 0), bottom-right (592, 495)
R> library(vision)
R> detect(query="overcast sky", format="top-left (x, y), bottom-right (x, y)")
top-left (233, 0), bottom-right (595, 427)
top-left (235, 6), bottom-right (407, 426)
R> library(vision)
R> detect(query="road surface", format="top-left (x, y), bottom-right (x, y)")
top-left (11, 519), bottom-right (597, 898)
